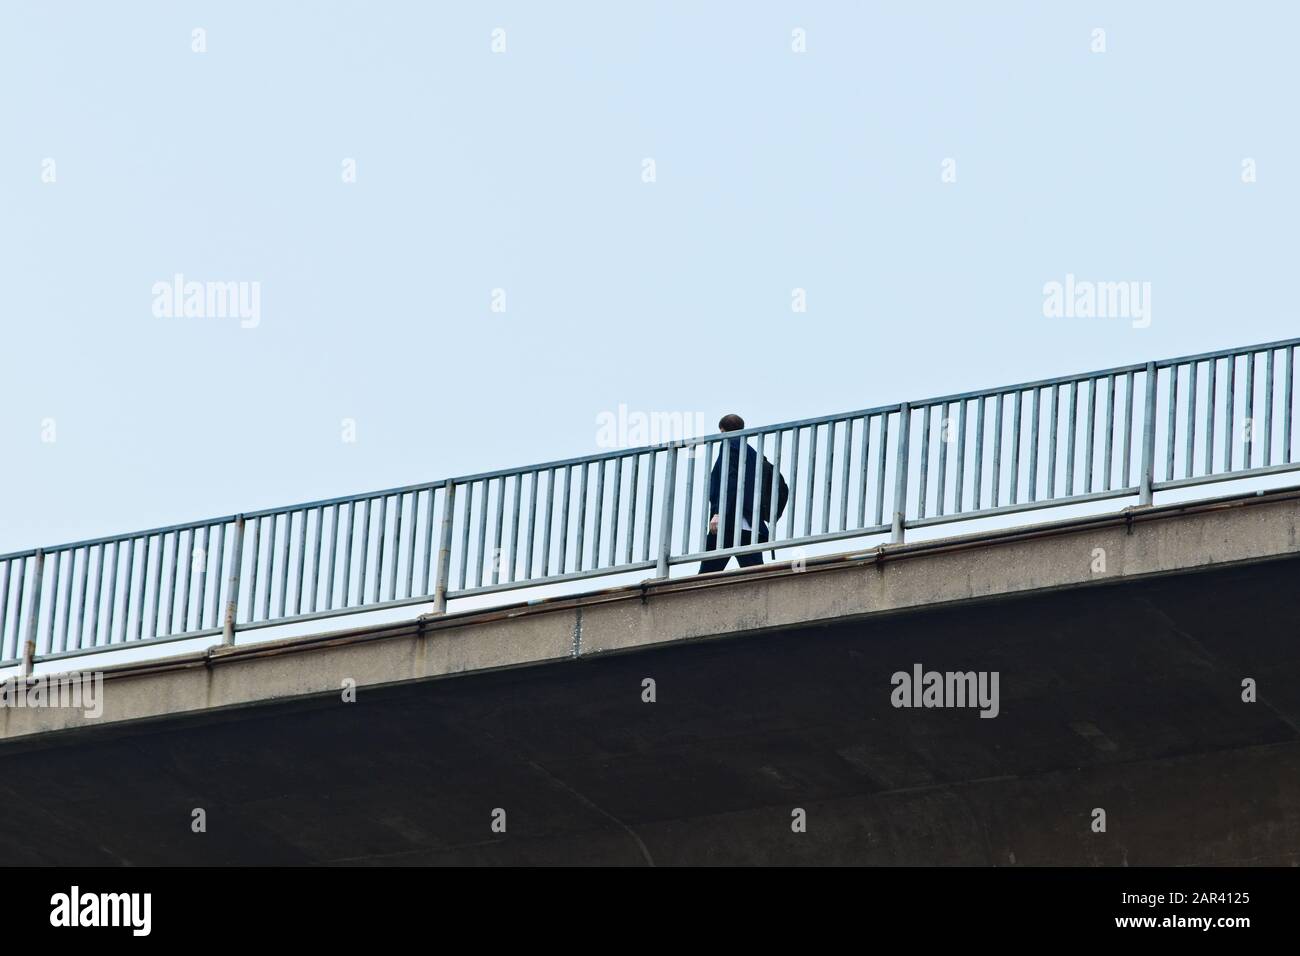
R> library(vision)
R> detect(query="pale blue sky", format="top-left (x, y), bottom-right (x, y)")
top-left (2, 1), bottom-right (1296, 555)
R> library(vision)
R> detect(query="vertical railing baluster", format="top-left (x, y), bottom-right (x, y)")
top-left (917, 409), bottom-right (931, 520)
top-left (770, 430), bottom-right (785, 538)
top-left (1139, 362), bottom-right (1158, 505)
top-left (375, 497), bottom-right (389, 604)
top-left (492, 478), bottom-right (507, 585)
top-left (786, 429), bottom-right (800, 539)
top-left (354, 502), bottom-right (370, 606)
top-left (475, 481), bottom-right (488, 587)
top-left (1103, 375), bottom-right (1115, 491)
top-left (105, 540), bottom-right (119, 642)
top-left (147, 536), bottom-right (162, 640)
top-left (576, 464), bottom-right (590, 575)
top-left (174, 531), bottom-right (190, 633)
top-left (209, 523), bottom-right (225, 630)
top-left (717, 441), bottom-right (731, 551)
top-left (13, 558), bottom-right (28, 664)
top-left (134, 537), bottom-right (149, 640)
top-left (838, 422), bottom-right (852, 532)
top-left (65, 546), bottom-right (84, 652)
top-left (45, 549), bottom-right (61, 653)
top-left (542, 468), bottom-right (557, 576)
top-left (821, 421), bottom-right (835, 534)
top-left (1245, 351), bottom-right (1256, 469)
top-left (857, 417), bottom-right (872, 527)
top-left (92, 545), bottom-right (107, 647)
top-left (0, 560), bottom-right (10, 661)
top-left (1084, 379), bottom-right (1096, 495)
top-left (1287, 347), bottom-right (1295, 464)
top-left (641, 453), bottom-right (656, 563)
top-left (342, 502), bottom-right (356, 608)
top-left (625, 455), bottom-right (640, 565)
top-left (13, 558), bottom-right (29, 664)
top-left (1010, 392), bottom-right (1023, 504)
top-left (592, 461), bottom-right (606, 567)
top-left (1122, 373), bottom-right (1134, 488)
top-left (874, 412), bottom-right (890, 527)
top-left (513, 472), bottom-right (527, 581)
top-left (433, 480), bottom-right (456, 613)
top-left (992, 394), bottom-right (1004, 507)
top-left (404, 496), bottom-right (417, 600)
top-left (279, 511), bottom-right (294, 617)
top-left (1047, 385), bottom-right (1059, 500)
top-left (1029, 389), bottom-right (1041, 501)
top-left (120, 538), bottom-right (136, 642)
top-left (681, 445), bottom-right (697, 553)
top-left (328, 505), bottom-right (341, 609)
top-left (387, 494), bottom-right (402, 602)
top-left (1166, 364), bottom-right (1179, 481)
top-left (162, 532), bottom-right (178, 637)
top-left (892, 404), bottom-right (911, 543)
top-left (656, 446), bottom-right (678, 578)
top-left (1065, 382), bottom-right (1077, 498)
top-left (296, 507), bottom-right (310, 612)
top-left (801, 425), bottom-right (815, 537)
top-left (313, 506), bottom-right (325, 611)
top-left (1265, 350), bottom-right (1275, 468)
top-left (560, 465), bottom-right (573, 573)
top-left (247, 518), bottom-right (261, 624)
top-left (262, 516), bottom-right (276, 619)
top-left (22, 549), bottom-right (44, 675)
top-left (1225, 354), bottom-right (1237, 472)
top-left (1205, 359), bottom-right (1218, 474)
top-left (733, 434), bottom-right (754, 546)
top-left (749, 432), bottom-right (765, 537)
top-left (607, 459), bottom-right (622, 569)
top-left (0, 561), bottom-right (10, 659)
top-left (524, 472), bottom-right (538, 579)
top-left (222, 516), bottom-right (244, 645)
top-left (76, 544), bottom-right (91, 649)
top-left (421, 491), bottom-right (436, 596)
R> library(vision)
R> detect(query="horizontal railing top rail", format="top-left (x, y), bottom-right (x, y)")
top-left (4, 333), bottom-right (1300, 671)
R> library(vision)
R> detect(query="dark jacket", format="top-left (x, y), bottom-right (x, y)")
top-left (709, 437), bottom-right (763, 529)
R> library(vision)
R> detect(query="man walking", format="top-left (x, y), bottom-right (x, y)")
top-left (698, 414), bottom-right (785, 574)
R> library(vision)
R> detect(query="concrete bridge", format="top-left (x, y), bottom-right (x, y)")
top-left (2, 487), bottom-right (1299, 864)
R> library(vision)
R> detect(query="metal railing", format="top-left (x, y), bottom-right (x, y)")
top-left (3, 336), bottom-right (1299, 670)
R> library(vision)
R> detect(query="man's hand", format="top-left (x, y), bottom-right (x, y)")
top-left (709, 514), bottom-right (719, 534)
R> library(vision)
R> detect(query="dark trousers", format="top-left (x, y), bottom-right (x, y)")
top-left (698, 522), bottom-right (769, 574)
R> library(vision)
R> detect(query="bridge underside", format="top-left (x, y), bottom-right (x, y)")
top-left (1, 553), bottom-right (1298, 865)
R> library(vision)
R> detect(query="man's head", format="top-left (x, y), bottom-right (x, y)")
top-left (719, 414), bottom-right (745, 433)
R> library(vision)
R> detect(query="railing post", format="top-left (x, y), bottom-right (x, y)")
top-left (432, 479), bottom-right (456, 614)
top-left (22, 549), bottom-right (44, 677)
top-left (891, 403), bottom-right (911, 543)
top-left (1139, 361), bottom-right (1158, 506)
top-left (221, 516), bottom-right (245, 646)
top-left (656, 444), bottom-right (679, 579)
